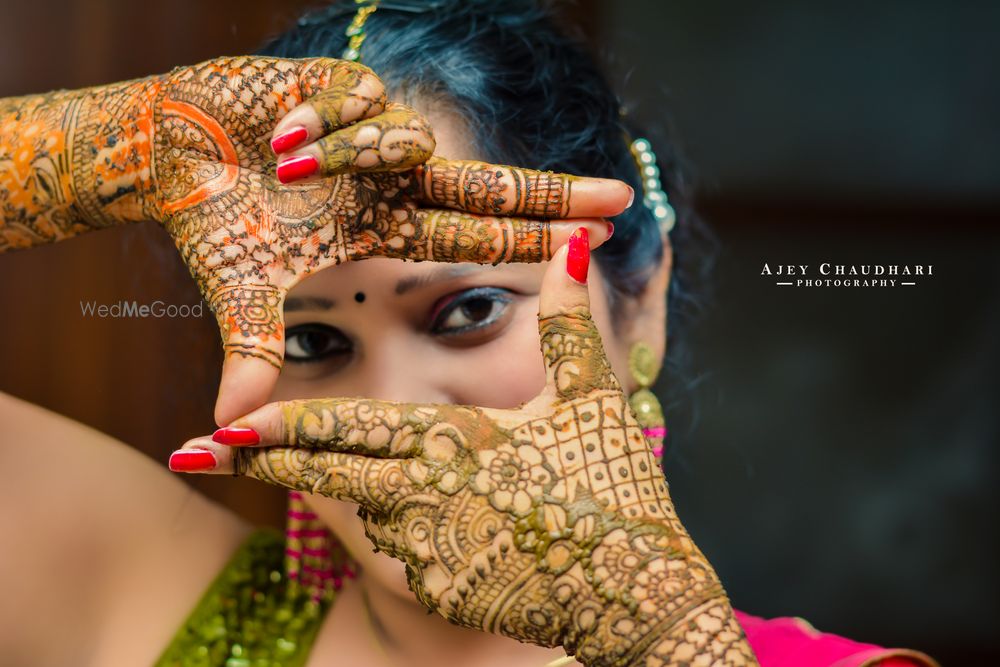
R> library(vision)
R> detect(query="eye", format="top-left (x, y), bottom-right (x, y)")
top-left (285, 323), bottom-right (353, 364)
top-left (429, 286), bottom-right (515, 345)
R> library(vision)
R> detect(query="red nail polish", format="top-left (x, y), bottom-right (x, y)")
top-left (566, 227), bottom-right (590, 284)
top-left (606, 222), bottom-right (615, 240)
top-left (276, 155), bottom-right (318, 183)
top-left (212, 427), bottom-right (260, 446)
top-left (271, 126), bottom-right (309, 154)
top-left (169, 449), bottom-right (217, 472)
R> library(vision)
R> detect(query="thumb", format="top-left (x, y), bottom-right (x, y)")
top-left (537, 228), bottom-right (620, 402)
top-left (210, 285), bottom-right (286, 426)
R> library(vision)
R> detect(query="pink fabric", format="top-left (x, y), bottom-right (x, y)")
top-left (734, 609), bottom-right (939, 667)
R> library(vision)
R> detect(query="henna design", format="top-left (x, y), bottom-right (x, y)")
top-left (415, 157), bottom-right (577, 218)
top-left (300, 59), bottom-right (387, 131)
top-left (234, 309), bottom-right (758, 666)
top-left (0, 57), bottom-right (583, 367)
top-left (0, 80), bottom-right (158, 250)
top-left (211, 285), bottom-right (285, 366)
top-left (313, 105), bottom-right (435, 176)
top-left (379, 209), bottom-right (552, 265)
top-left (540, 307), bottom-right (620, 401)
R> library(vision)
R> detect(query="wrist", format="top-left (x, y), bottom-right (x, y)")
top-left (561, 520), bottom-right (756, 666)
top-left (68, 75), bottom-right (162, 228)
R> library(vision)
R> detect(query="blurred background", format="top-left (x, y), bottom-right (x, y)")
top-left (0, 0), bottom-right (996, 663)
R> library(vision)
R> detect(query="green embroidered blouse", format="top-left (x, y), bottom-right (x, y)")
top-left (154, 529), bottom-right (330, 667)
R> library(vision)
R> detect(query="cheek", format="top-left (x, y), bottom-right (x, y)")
top-left (443, 301), bottom-right (548, 409)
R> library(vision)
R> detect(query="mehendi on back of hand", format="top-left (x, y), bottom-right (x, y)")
top-left (221, 254), bottom-right (757, 666)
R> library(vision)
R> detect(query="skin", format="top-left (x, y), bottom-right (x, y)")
top-left (0, 58), bottom-right (749, 665)
top-left (0, 55), bottom-right (626, 427)
top-left (178, 112), bottom-right (757, 666)
top-left (0, 57), bottom-right (931, 667)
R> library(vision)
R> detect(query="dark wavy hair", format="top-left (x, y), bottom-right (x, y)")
top-left (258, 0), bottom-right (718, 450)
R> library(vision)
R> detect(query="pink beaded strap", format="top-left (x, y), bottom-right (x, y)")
top-left (643, 425), bottom-right (667, 458)
top-left (285, 490), bottom-right (356, 602)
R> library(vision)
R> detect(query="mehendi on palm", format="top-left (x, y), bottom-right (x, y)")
top-left (0, 57), bottom-right (597, 372)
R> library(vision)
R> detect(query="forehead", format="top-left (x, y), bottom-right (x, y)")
top-left (286, 256), bottom-right (545, 308)
top-left (418, 102), bottom-right (479, 161)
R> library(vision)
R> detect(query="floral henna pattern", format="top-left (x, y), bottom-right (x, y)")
top-left (313, 104), bottom-right (435, 176)
top-left (305, 60), bottom-right (387, 132)
top-left (415, 157), bottom-right (577, 218)
top-left (0, 57), bottom-right (583, 368)
top-left (539, 306), bottom-right (621, 401)
top-left (233, 308), bottom-right (757, 666)
top-left (210, 285), bottom-right (286, 366)
top-left (394, 209), bottom-right (552, 265)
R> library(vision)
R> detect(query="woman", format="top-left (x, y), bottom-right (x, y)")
top-left (0, 1), bottom-right (938, 665)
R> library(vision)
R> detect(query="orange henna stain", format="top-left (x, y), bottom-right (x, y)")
top-left (0, 110), bottom-right (68, 216)
top-left (158, 98), bottom-right (240, 215)
top-left (241, 206), bottom-right (275, 241)
top-left (91, 83), bottom-right (155, 216)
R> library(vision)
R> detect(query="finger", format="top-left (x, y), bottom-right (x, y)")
top-left (239, 448), bottom-right (414, 515)
top-left (370, 209), bottom-right (613, 264)
top-left (169, 437), bottom-right (408, 515)
top-left (412, 157), bottom-right (633, 219)
top-left (270, 58), bottom-right (387, 154)
top-left (277, 103), bottom-right (434, 183)
top-left (537, 228), bottom-right (620, 401)
top-left (209, 285), bottom-right (286, 426)
top-left (221, 398), bottom-right (456, 459)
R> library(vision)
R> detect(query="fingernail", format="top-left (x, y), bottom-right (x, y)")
top-left (626, 185), bottom-right (635, 209)
top-left (169, 449), bottom-right (217, 472)
top-left (271, 126), bottom-right (309, 154)
top-left (566, 227), bottom-right (590, 285)
top-left (276, 155), bottom-right (318, 184)
top-left (606, 222), bottom-right (615, 240)
top-left (212, 427), bottom-right (261, 446)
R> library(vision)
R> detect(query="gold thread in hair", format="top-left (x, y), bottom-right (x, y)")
top-left (341, 0), bottom-right (381, 62)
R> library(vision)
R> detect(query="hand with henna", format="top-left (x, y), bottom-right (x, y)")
top-left (0, 56), bottom-right (627, 424)
top-left (175, 232), bottom-right (759, 667)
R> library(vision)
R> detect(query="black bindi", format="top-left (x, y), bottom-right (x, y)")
top-left (354, 291), bottom-right (366, 303)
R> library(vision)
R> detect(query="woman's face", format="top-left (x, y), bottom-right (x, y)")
top-left (269, 106), bottom-right (666, 599)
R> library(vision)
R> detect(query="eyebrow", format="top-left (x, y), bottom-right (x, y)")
top-left (284, 295), bottom-right (337, 312)
top-left (394, 265), bottom-right (482, 295)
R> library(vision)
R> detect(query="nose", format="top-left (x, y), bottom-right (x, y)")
top-left (353, 330), bottom-right (453, 405)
